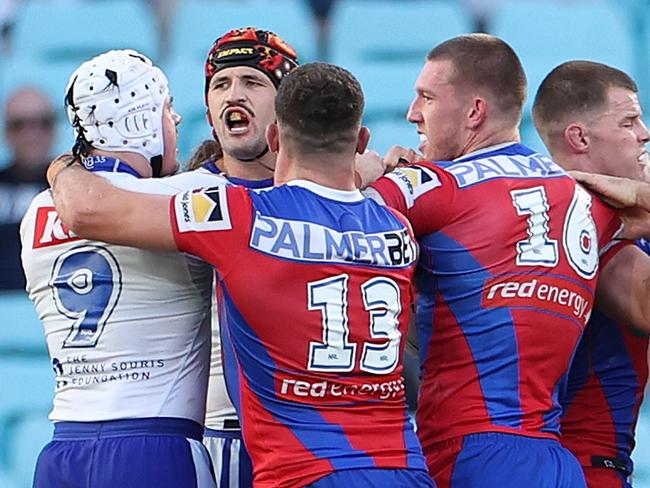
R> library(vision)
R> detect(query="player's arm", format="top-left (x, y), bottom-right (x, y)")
top-left (51, 164), bottom-right (176, 251)
top-left (596, 245), bottom-right (650, 332)
top-left (367, 163), bottom-right (455, 236)
top-left (571, 170), bottom-right (650, 239)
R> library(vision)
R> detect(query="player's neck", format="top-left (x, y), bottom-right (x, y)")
top-left (222, 153), bottom-right (274, 180)
top-left (88, 150), bottom-right (153, 177)
top-left (551, 153), bottom-right (592, 173)
top-left (461, 125), bottom-right (520, 157)
top-left (275, 153), bottom-right (356, 191)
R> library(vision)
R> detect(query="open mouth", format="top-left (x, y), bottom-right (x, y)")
top-left (223, 107), bottom-right (251, 134)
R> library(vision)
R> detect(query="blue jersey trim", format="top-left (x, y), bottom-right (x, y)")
top-left (593, 316), bottom-right (639, 467)
top-left (249, 186), bottom-right (404, 233)
top-left (82, 155), bottom-right (142, 178)
top-left (454, 143), bottom-right (535, 163)
top-left (219, 283), bottom-right (243, 417)
top-left (201, 159), bottom-right (221, 175)
top-left (200, 159), bottom-right (273, 189)
top-left (418, 232), bottom-right (523, 429)
top-left (402, 411), bottom-right (429, 471)
top-left (226, 175), bottom-right (273, 189)
top-left (415, 265), bottom-right (436, 371)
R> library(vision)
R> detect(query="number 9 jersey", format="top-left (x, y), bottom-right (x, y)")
top-left (368, 143), bottom-right (623, 459)
top-left (20, 169), bottom-right (218, 425)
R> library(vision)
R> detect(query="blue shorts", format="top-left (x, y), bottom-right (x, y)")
top-left (33, 417), bottom-right (216, 488)
top-left (308, 468), bottom-right (436, 487)
top-left (436, 432), bottom-right (586, 488)
top-left (203, 427), bottom-right (253, 488)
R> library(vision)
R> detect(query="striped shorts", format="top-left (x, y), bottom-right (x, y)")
top-left (203, 427), bottom-right (253, 488)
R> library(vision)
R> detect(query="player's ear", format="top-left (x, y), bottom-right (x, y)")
top-left (467, 97), bottom-right (487, 129)
top-left (356, 126), bottom-right (370, 154)
top-left (266, 122), bottom-right (280, 153)
top-left (565, 123), bottom-right (589, 154)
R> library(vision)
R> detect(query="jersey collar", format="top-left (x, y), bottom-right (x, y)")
top-left (81, 156), bottom-right (142, 178)
top-left (286, 179), bottom-right (364, 202)
top-left (226, 175), bottom-right (273, 189)
top-left (201, 159), bottom-right (221, 174)
top-left (201, 159), bottom-right (273, 189)
top-left (453, 141), bottom-right (520, 163)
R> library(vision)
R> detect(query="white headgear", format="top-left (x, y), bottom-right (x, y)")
top-left (65, 49), bottom-right (169, 173)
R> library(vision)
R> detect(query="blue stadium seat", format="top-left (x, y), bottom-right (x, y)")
top-left (2, 411), bottom-right (51, 488)
top-left (10, 0), bottom-right (158, 63)
top-left (519, 115), bottom-right (547, 155)
top-left (491, 0), bottom-right (636, 113)
top-left (0, 356), bottom-right (53, 482)
top-left (0, 468), bottom-right (18, 488)
top-left (349, 61), bottom-right (422, 122)
top-left (0, 292), bottom-right (47, 353)
top-left (0, 357), bottom-right (53, 421)
top-left (329, 0), bottom-right (472, 66)
top-left (164, 59), bottom-right (211, 163)
top-left (169, 0), bottom-right (317, 66)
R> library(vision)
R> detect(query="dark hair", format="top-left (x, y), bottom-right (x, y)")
top-left (274, 62), bottom-right (364, 152)
top-left (186, 139), bottom-right (223, 171)
top-left (428, 34), bottom-right (526, 121)
top-left (532, 60), bottom-right (638, 139)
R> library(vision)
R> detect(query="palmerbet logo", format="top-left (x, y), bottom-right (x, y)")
top-left (447, 154), bottom-right (564, 188)
top-left (249, 213), bottom-right (416, 267)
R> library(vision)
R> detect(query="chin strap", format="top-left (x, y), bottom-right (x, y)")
top-left (240, 145), bottom-right (275, 173)
top-left (150, 155), bottom-right (162, 177)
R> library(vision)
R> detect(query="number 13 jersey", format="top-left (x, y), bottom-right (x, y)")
top-left (368, 143), bottom-right (623, 452)
top-left (170, 179), bottom-right (427, 488)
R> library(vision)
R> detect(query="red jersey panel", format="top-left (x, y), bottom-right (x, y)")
top-left (561, 239), bottom-right (649, 481)
top-left (370, 143), bottom-right (623, 458)
top-left (170, 181), bottom-right (428, 487)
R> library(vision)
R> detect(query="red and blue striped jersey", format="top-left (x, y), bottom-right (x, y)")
top-left (170, 180), bottom-right (428, 487)
top-left (561, 240), bottom-right (649, 475)
top-left (369, 143), bottom-right (623, 455)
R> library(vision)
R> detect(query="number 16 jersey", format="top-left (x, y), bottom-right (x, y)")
top-left (368, 143), bottom-right (623, 453)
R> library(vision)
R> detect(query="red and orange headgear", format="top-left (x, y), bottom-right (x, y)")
top-left (204, 27), bottom-right (299, 99)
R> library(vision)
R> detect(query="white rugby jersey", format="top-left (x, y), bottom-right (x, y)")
top-left (20, 158), bottom-right (226, 423)
top-left (196, 161), bottom-right (275, 430)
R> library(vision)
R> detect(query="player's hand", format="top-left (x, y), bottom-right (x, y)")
top-left (571, 170), bottom-right (650, 239)
top-left (355, 150), bottom-right (389, 189)
top-left (384, 145), bottom-right (421, 169)
top-left (570, 170), bottom-right (639, 208)
top-left (47, 153), bottom-right (76, 187)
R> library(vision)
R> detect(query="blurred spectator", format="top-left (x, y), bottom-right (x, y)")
top-left (0, 0), bottom-right (17, 55)
top-left (305, 0), bottom-right (336, 60)
top-left (461, 0), bottom-right (502, 33)
top-left (0, 86), bottom-right (57, 290)
top-left (146, 0), bottom-right (179, 61)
